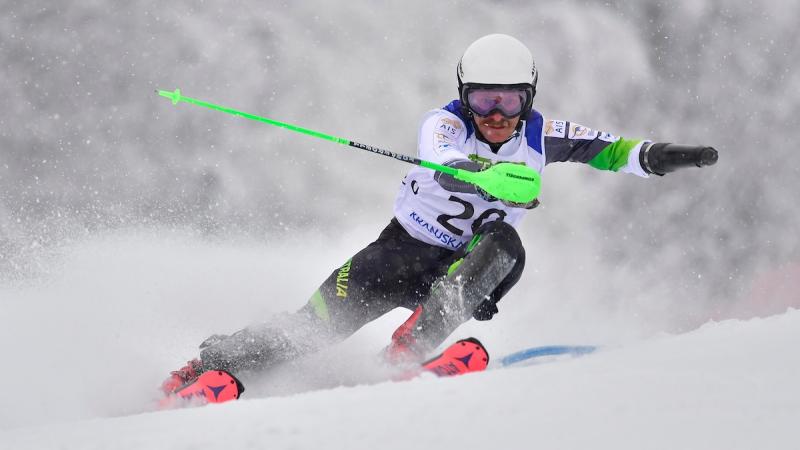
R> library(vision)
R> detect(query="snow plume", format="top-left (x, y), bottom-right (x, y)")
top-left (0, 227), bottom-right (398, 428)
top-left (2, 228), bottom-right (796, 434)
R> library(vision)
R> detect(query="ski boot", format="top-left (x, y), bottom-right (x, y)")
top-left (161, 358), bottom-right (204, 396)
top-left (383, 306), bottom-right (425, 367)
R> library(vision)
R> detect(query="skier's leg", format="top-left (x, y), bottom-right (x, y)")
top-left (390, 219), bottom-right (525, 357)
top-left (162, 297), bottom-right (335, 394)
top-left (197, 219), bottom-right (451, 376)
top-left (197, 304), bottom-right (336, 374)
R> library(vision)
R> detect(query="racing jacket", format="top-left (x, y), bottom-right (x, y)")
top-left (393, 100), bottom-right (649, 250)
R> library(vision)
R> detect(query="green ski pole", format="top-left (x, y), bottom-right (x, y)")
top-left (156, 88), bottom-right (541, 203)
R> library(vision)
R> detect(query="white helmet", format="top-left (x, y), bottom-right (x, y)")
top-left (457, 34), bottom-right (538, 117)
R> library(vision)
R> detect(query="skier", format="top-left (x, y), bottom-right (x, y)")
top-left (161, 34), bottom-right (718, 398)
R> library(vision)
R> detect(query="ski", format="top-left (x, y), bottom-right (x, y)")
top-left (497, 345), bottom-right (598, 367)
top-left (158, 341), bottom-right (597, 409)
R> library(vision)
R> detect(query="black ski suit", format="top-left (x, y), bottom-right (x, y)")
top-left (199, 217), bottom-right (525, 374)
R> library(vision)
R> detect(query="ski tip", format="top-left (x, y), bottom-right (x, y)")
top-left (422, 337), bottom-right (489, 377)
top-left (158, 369), bottom-right (244, 410)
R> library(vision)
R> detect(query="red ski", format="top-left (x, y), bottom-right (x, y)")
top-left (159, 337), bottom-right (488, 409)
top-left (159, 370), bottom-right (245, 409)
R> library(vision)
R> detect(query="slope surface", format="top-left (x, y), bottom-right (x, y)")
top-left (3, 308), bottom-right (797, 450)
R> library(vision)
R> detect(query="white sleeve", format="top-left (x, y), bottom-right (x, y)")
top-left (417, 110), bottom-right (471, 165)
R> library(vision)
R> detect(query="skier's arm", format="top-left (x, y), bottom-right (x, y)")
top-left (417, 111), bottom-right (539, 208)
top-left (543, 120), bottom-right (717, 176)
top-left (419, 113), bottom-right (537, 208)
top-left (417, 111), bottom-right (481, 193)
top-left (543, 120), bottom-right (649, 175)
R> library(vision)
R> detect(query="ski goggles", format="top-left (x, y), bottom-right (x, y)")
top-left (463, 85), bottom-right (533, 118)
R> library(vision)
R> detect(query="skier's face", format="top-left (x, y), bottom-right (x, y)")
top-left (473, 111), bottom-right (520, 144)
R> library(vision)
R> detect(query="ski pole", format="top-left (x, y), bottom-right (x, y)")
top-left (156, 88), bottom-right (541, 203)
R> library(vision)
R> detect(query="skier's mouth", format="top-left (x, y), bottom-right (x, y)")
top-left (479, 116), bottom-right (508, 126)
top-left (475, 114), bottom-right (520, 143)
top-left (481, 120), bottom-right (510, 131)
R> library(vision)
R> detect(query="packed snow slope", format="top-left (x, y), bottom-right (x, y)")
top-left (3, 310), bottom-right (798, 450)
top-left (0, 232), bottom-right (797, 450)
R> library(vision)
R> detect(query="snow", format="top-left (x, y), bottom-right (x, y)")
top-left (0, 233), bottom-right (797, 450)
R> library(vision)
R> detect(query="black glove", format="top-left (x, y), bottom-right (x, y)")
top-left (640, 143), bottom-right (718, 176)
top-left (473, 297), bottom-right (499, 321)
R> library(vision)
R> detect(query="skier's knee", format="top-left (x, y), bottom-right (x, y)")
top-left (198, 312), bottom-right (325, 374)
top-left (466, 221), bottom-right (526, 320)
top-left (472, 220), bottom-right (525, 270)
